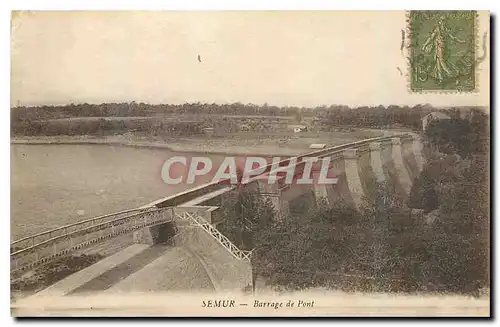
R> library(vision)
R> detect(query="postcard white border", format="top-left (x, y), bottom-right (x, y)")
top-left (2, 0), bottom-right (497, 325)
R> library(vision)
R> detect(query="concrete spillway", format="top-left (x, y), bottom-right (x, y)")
top-left (33, 244), bottom-right (218, 296)
top-left (104, 226), bottom-right (252, 293)
top-left (103, 245), bottom-right (216, 293)
top-left (30, 226), bottom-right (252, 296)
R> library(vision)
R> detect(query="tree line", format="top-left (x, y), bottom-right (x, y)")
top-left (11, 118), bottom-right (207, 138)
top-left (11, 102), bottom-right (486, 135)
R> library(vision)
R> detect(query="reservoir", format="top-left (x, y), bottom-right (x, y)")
top-left (10, 144), bottom-right (226, 240)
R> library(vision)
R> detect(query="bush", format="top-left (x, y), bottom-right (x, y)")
top-left (250, 160), bottom-right (489, 295)
top-left (218, 186), bottom-right (275, 251)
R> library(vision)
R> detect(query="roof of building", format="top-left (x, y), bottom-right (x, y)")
top-left (422, 111), bottom-right (451, 120)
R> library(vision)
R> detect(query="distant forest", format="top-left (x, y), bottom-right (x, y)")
top-left (10, 102), bottom-right (487, 137)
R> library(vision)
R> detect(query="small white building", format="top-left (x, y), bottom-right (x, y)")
top-left (421, 112), bottom-right (451, 131)
top-left (290, 124), bottom-right (307, 133)
top-left (309, 144), bottom-right (326, 149)
top-left (203, 127), bottom-right (215, 136)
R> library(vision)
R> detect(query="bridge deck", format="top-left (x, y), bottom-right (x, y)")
top-left (180, 186), bottom-right (235, 207)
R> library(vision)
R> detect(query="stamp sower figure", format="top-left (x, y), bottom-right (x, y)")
top-left (421, 16), bottom-right (466, 83)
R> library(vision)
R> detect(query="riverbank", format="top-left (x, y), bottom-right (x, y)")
top-left (10, 136), bottom-right (299, 156)
top-left (11, 129), bottom-right (394, 157)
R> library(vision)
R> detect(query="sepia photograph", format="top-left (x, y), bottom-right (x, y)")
top-left (9, 10), bottom-right (490, 317)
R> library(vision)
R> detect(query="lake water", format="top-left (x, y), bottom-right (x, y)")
top-left (11, 144), bottom-right (229, 240)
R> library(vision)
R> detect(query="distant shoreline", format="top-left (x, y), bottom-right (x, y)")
top-left (11, 127), bottom-right (394, 157)
top-left (11, 137), bottom-right (175, 150)
top-left (10, 136), bottom-right (301, 157)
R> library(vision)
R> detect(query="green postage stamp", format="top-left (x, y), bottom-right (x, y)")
top-left (408, 11), bottom-right (477, 92)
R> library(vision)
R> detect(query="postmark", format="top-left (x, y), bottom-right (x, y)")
top-left (408, 11), bottom-right (477, 92)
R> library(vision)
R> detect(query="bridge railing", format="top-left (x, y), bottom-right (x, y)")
top-left (10, 207), bottom-right (173, 276)
top-left (174, 210), bottom-right (252, 262)
top-left (253, 135), bottom-right (405, 174)
top-left (11, 207), bottom-right (152, 250)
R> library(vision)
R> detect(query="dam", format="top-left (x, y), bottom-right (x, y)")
top-left (10, 134), bottom-right (426, 295)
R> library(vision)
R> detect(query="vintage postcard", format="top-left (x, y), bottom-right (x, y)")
top-left (10, 11), bottom-right (490, 317)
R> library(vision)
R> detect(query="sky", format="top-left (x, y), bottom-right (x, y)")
top-left (10, 11), bottom-right (490, 108)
